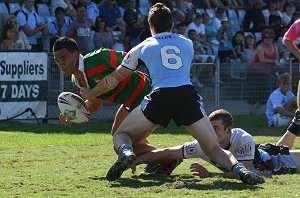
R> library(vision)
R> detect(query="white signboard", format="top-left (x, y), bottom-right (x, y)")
top-left (0, 52), bottom-right (47, 119)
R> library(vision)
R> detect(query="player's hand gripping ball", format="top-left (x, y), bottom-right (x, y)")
top-left (57, 92), bottom-right (90, 123)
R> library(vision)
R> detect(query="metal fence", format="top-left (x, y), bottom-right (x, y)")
top-left (46, 53), bottom-right (298, 122)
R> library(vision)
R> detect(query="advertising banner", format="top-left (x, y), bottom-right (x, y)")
top-left (0, 52), bottom-right (47, 119)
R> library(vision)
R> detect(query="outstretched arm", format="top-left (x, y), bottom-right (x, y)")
top-left (190, 160), bottom-right (254, 179)
top-left (80, 66), bottom-right (133, 100)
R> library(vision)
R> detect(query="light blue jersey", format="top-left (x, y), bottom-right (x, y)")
top-left (121, 32), bottom-right (194, 89)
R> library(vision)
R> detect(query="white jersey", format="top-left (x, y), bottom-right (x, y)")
top-left (183, 128), bottom-right (256, 167)
top-left (120, 32), bottom-right (194, 90)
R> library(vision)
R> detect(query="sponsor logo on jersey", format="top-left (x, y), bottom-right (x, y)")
top-left (237, 142), bottom-right (253, 157)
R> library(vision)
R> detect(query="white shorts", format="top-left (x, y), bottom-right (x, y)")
top-left (273, 113), bottom-right (292, 127)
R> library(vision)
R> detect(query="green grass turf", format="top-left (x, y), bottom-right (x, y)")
top-left (0, 115), bottom-right (299, 197)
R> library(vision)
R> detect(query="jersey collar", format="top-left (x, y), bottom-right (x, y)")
top-left (71, 54), bottom-right (90, 89)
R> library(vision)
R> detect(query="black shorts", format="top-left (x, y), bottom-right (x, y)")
top-left (141, 85), bottom-right (206, 127)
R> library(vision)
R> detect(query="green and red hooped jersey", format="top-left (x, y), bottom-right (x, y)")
top-left (78, 48), bottom-right (151, 111)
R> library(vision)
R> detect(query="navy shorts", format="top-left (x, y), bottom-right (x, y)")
top-left (140, 85), bottom-right (206, 127)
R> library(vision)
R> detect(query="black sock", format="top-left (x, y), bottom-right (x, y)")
top-left (287, 121), bottom-right (300, 136)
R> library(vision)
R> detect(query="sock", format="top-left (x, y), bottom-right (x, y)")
top-left (118, 144), bottom-right (133, 156)
top-left (293, 109), bottom-right (300, 124)
top-left (287, 121), bottom-right (300, 135)
top-left (231, 163), bottom-right (246, 179)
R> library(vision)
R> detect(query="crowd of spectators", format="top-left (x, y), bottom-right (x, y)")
top-left (0, 0), bottom-right (299, 55)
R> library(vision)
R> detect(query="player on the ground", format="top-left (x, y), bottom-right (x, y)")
top-left (135, 109), bottom-right (300, 178)
top-left (79, 3), bottom-right (264, 184)
top-left (52, 37), bottom-right (180, 173)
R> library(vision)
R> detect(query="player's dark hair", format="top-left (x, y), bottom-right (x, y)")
top-left (52, 37), bottom-right (79, 53)
top-left (148, 3), bottom-right (173, 33)
top-left (209, 109), bottom-right (233, 128)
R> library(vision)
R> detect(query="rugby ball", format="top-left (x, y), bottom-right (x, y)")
top-left (57, 92), bottom-right (90, 123)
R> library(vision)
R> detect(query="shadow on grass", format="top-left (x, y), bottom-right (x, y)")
top-left (93, 174), bottom-right (263, 190)
top-left (0, 120), bottom-right (188, 135)
top-left (0, 115), bottom-right (286, 137)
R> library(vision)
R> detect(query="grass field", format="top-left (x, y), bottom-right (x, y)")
top-left (0, 115), bottom-right (300, 197)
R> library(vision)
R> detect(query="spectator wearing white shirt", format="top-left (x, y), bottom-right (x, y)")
top-left (17, 0), bottom-right (49, 51)
top-left (183, 13), bottom-right (205, 38)
top-left (211, 7), bottom-right (226, 32)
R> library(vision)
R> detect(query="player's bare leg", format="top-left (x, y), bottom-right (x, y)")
top-left (276, 131), bottom-right (296, 149)
top-left (112, 105), bottom-right (157, 155)
top-left (136, 146), bottom-right (183, 165)
top-left (186, 117), bottom-right (265, 184)
top-left (106, 107), bottom-right (158, 181)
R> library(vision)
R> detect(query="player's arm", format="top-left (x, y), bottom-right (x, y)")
top-left (283, 37), bottom-right (300, 60)
top-left (58, 98), bottom-right (102, 125)
top-left (81, 66), bottom-right (133, 99)
top-left (191, 160), bottom-right (254, 178)
top-left (85, 98), bottom-right (103, 115)
top-left (97, 66), bottom-right (133, 95)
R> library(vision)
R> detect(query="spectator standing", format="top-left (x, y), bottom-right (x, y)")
top-left (99, 0), bottom-right (126, 33)
top-left (93, 16), bottom-right (114, 49)
top-left (123, 0), bottom-right (149, 49)
top-left (266, 72), bottom-right (297, 127)
top-left (67, 3), bottom-right (91, 55)
top-left (87, 0), bottom-right (104, 28)
top-left (17, 0), bottom-right (49, 51)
